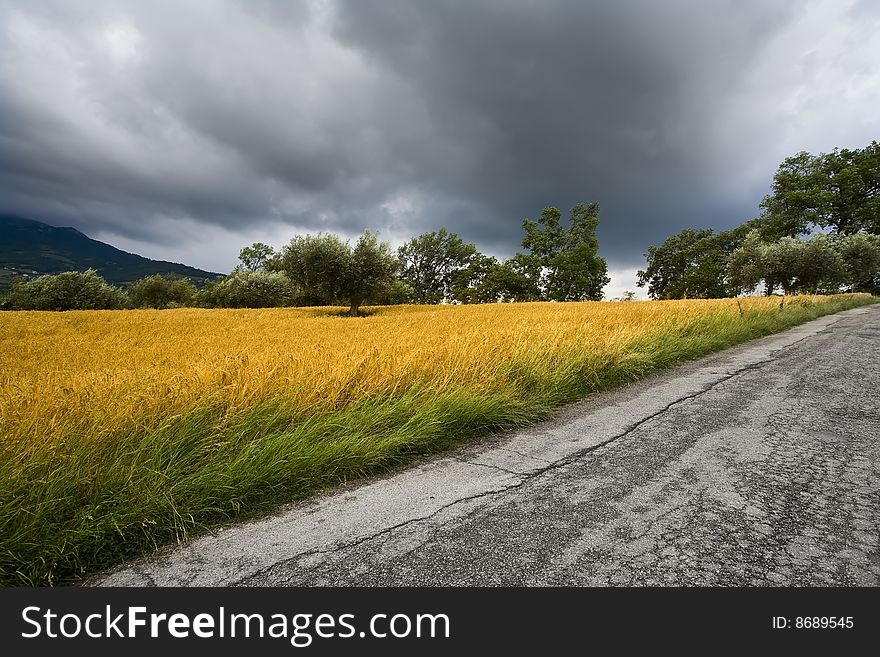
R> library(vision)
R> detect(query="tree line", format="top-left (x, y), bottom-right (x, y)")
top-left (4, 139), bottom-right (877, 312)
top-left (1, 202), bottom-right (610, 314)
top-left (638, 140), bottom-right (880, 298)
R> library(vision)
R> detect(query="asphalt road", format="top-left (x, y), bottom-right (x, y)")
top-left (93, 305), bottom-right (880, 586)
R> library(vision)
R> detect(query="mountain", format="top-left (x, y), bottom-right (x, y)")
top-left (0, 215), bottom-right (222, 290)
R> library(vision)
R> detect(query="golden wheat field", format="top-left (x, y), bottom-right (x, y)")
top-left (0, 294), bottom-right (875, 584)
top-left (0, 297), bottom-right (835, 445)
top-left (0, 296), bottom-right (870, 451)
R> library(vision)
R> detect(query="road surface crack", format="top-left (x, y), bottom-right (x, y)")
top-left (448, 454), bottom-right (528, 476)
top-left (236, 353), bottom-right (779, 585)
top-left (497, 446), bottom-right (554, 464)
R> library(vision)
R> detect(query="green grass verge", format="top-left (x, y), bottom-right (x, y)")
top-left (1, 295), bottom-right (876, 585)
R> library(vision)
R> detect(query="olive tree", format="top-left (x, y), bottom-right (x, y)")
top-left (128, 274), bottom-right (196, 308)
top-left (275, 231), bottom-right (398, 316)
top-left (728, 233), bottom-right (850, 295)
top-left (198, 270), bottom-right (297, 308)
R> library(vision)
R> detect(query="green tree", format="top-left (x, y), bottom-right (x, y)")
top-left (521, 202), bottom-right (609, 301)
top-left (728, 233), bottom-right (849, 295)
top-left (504, 253), bottom-right (544, 301)
top-left (759, 141), bottom-right (880, 239)
top-left (368, 279), bottom-right (414, 305)
top-left (451, 253), bottom-right (500, 303)
top-left (2, 269), bottom-right (127, 310)
top-left (398, 229), bottom-right (478, 303)
top-left (275, 231), bottom-right (397, 316)
top-left (727, 230), bottom-right (766, 295)
top-left (128, 274), bottom-right (196, 309)
top-left (238, 242), bottom-right (276, 272)
top-left (762, 238), bottom-right (803, 294)
top-left (637, 225), bottom-right (749, 299)
top-left (198, 270), bottom-right (297, 308)
top-left (834, 232), bottom-right (880, 293)
top-left (485, 253), bottom-right (543, 302)
top-left (274, 233), bottom-right (350, 306)
top-left (795, 234), bottom-right (847, 293)
top-left (455, 254), bottom-right (543, 303)
top-left (342, 231), bottom-right (399, 317)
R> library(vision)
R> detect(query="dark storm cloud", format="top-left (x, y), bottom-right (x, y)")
top-left (0, 0), bottom-right (878, 275)
top-left (329, 0), bottom-right (791, 252)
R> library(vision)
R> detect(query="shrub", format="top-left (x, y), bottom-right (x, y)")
top-left (2, 270), bottom-right (128, 310)
top-left (128, 274), bottom-right (197, 309)
top-left (198, 270), bottom-right (298, 308)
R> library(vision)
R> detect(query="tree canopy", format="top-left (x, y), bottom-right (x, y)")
top-left (198, 270), bottom-right (297, 308)
top-left (342, 232), bottom-right (400, 316)
top-left (639, 139), bottom-right (880, 299)
top-left (636, 225), bottom-right (750, 299)
top-left (128, 274), bottom-right (196, 309)
top-left (2, 269), bottom-right (127, 310)
top-left (274, 233), bottom-right (351, 306)
top-left (274, 231), bottom-right (397, 316)
top-left (759, 141), bottom-right (880, 239)
top-left (836, 232), bottom-right (880, 293)
top-left (727, 231), bottom-right (879, 295)
top-left (397, 229), bottom-right (477, 303)
top-left (520, 202), bottom-right (609, 301)
top-left (238, 242), bottom-right (276, 272)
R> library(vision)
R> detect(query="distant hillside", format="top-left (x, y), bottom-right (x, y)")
top-left (0, 215), bottom-right (222, 290)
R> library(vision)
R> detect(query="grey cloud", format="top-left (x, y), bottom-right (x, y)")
top-left (330, 0), bottom-right (798, 254)
top-left (0, 0), bottom-right (878, 272)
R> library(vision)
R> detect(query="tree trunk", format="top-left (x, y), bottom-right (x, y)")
top-left (348, 298), bottom-right (362, 317)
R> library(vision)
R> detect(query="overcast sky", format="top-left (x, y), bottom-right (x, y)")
top-left (2, 0), bottom-right (878, 297)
